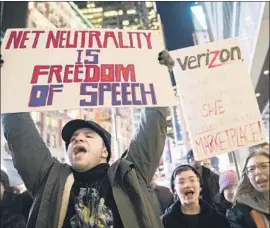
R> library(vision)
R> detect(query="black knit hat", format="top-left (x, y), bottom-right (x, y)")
top-left (170, 164), bottom-right (202, 193)
top-left (0, 170), bottom-right (10, 190)
top-left (62, 119), bottom-right (111, 162)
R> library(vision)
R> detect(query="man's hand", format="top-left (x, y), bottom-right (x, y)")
top-left (158, 50), bottom-right (175, 72)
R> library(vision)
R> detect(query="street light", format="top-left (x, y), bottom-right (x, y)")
top-left (263, 70), bottom-right (269, 75)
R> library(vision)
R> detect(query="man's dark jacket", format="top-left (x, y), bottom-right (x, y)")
top-left (201, 166), bottom-right (219, 204)
top-left (0, 190), bottom-right (33, 228)
top-left (151, 185), bottom-right (174, 214)
top-left (162, 200), bottom-right (230, 228)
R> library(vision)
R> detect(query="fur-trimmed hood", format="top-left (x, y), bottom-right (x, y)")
top-left (235, 192), bottom-right (269, 215)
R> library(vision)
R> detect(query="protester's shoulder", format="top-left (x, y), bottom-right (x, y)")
top-left (163, 201), bottom-right (180, 216)
top-left (42, 158), bottom-right (72, 179)
top-left (201, 199), bottom-right (224, 216)
top-left (57, 160), bottom-right (74, 175)
top-left (161, 202), bottom-right (173, 225)
top-left (209, 168), bottom-right (219, 179)
top-left (226, 202), bottom-right (254, 228)
top-left (207, 204), bottom-right (230, 227)
top-left (161, 208), bottom-right (175, 226)
top-left (229, 202), bottom-right (251, 218)
top-left (157, 185), bottom-right (171, 192)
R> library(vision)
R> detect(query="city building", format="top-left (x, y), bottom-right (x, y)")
top-left (75, 1), bottom-right (159, 30)
top-left (190, 3), bottom-right (210, 45)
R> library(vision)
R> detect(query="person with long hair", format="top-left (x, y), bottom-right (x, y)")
top-left (228, 150), bottom-right (270, 228)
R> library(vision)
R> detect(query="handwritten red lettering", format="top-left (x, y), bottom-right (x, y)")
top-left (63, 65), bottom-right (74, 83)
top-left (48, 65), bottom-right (63, 83)
top-left (31, 65), bottom-right (49, 84)
top-left (5, 31), bottom-right (31, 49)
top-left (5, 31), bottom-right (23, 49)
top-left (195, 121), bottom-right (263, 155)
top-left (32, 31), bottom-right (45, 48)
top-left (44, 30), bottom-right (152, 49)
top-left (202, 100), bottom-right (225, 117)
top-left (30, 64), bottom-right (136, 84)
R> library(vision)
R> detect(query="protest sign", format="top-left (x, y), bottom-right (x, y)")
top-left (170, 38), bottom-right (266, 161)
top-left (1, 29), bottom-right (177, 113)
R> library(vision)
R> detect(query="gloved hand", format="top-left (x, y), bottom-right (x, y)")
top-left (158, 50), bottom-right (175, 72)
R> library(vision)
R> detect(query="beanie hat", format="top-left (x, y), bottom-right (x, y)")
top-left (0, 170), bottom-right (10, 190)
top-left (219, 170), bottom-right (238, 193)
top-left (62, 119), bottom-right (111, 162)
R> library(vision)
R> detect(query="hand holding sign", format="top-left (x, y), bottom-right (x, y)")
top-left (158, 50), bottom-right (175, 72)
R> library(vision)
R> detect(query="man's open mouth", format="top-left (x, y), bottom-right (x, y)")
top-left (184, 190), bottom-right (194, 196)
top-left (73, 145), bottom-right (87, 156)
top-left (256, 179), bottom-right (268, 185)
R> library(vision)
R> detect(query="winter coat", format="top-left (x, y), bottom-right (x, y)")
top-left (150, 185), bottom-right (174, 215)
top-left (227, 192), bottom-right (270, 228)
top-left (0, 190), bottom-right (33, 228)
top-left (161, 199), bottom-right (230, 228)
top-left (213, 193), bottom-right (233, 216)
top-left (2, 107), bottom-right (167, 228)
top-left (201, 166), bottom-right (220, 204)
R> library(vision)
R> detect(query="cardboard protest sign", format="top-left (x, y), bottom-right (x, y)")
top-left (170, 39), bottom-right (266, 161)
top-left (1, 29), bottom-right (176, 113)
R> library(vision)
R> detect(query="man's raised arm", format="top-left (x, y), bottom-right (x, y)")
top-left (126, 107), bottom-right (169, 184)
top-left (2, 113), bottom-right (54, 195)
top-left (125, 50), bottom-right (174, 184)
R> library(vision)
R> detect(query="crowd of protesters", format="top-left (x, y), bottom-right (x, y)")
top-left (1, 52), bottom-right (269, 228)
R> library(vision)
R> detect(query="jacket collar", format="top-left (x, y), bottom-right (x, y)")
top-left (236, 192), bottom-right (270, 215)
top-left (107, 155), bottom-right (135, 186)
top-left (166, 199), bottom-right (215, 217)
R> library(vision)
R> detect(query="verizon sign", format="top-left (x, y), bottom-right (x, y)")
top-left (176, 45), bottom-right (242, 71)
top-left (170, 39), bottom-right (266, 161)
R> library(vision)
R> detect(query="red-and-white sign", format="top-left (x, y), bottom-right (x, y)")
top-left (171, 39), bottom-right (266, 161)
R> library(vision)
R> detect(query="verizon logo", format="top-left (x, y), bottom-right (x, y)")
top-left (176, 46), bottom-right (242, 71)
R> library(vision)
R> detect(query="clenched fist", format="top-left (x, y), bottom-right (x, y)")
top-left (158, 50), bottom-right (175, 72)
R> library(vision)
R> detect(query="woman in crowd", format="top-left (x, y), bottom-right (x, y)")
top-left (228, 150), bottom-right (269, 228)
top-left (161, 165), bottom-right (230, 228)
top-left (213, 170), bottom-right (238, 215)
top-left (0, 170), bottom-right (33, 228)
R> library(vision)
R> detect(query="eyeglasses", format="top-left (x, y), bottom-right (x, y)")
top-left (246, 162), bottom-right (270, 175)
top-left (175, 177), bottom-right (199, 186)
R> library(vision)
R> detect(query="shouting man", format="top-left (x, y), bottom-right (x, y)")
top-left (1, 51), bottom-right (174, 228)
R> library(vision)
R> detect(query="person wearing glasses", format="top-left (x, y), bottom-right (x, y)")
top-left (162, 165), bottom-right (230, 228)
top-left (228, 150), bottom-right (269, 228)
